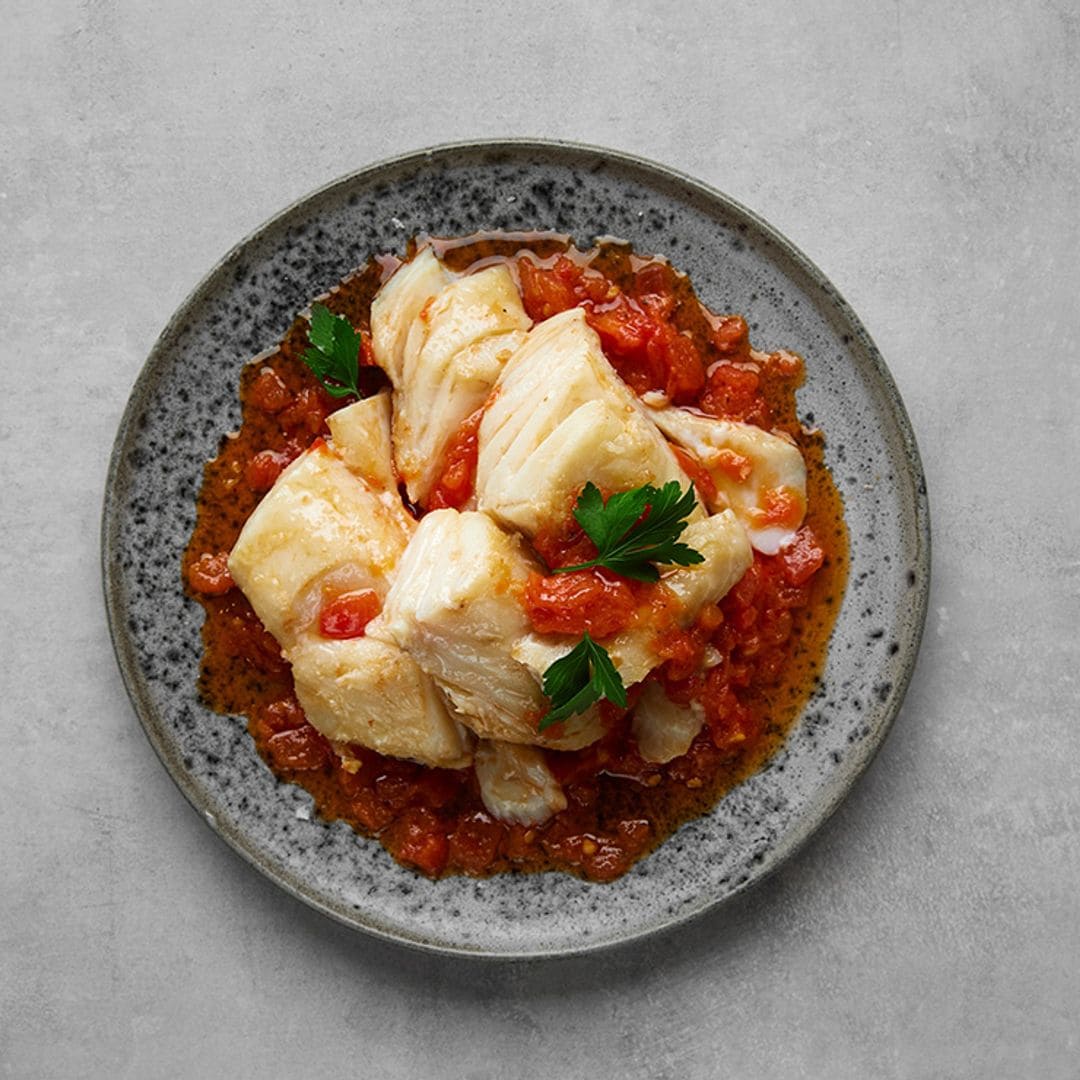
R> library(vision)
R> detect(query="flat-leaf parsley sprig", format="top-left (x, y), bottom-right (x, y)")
top-left (553, 480), bottom-right (704, 583)
top-left (539, 632), bottom-right (627, 730)
top-left (301, 303), bottom-right (364, 399)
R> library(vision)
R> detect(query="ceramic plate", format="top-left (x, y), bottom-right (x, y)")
top-left (103, 140), bottom-right (929, 959)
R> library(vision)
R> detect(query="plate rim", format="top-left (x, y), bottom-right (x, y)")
top-left (102, 137), bottom-right (931, 960)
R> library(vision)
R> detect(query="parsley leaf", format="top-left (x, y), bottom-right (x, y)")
top-left (539, 632), bottom-right (627, 730)
top-left (301, 303), bottom-right (363, 399)
top-left (552, 480), bottom-right (705, 582)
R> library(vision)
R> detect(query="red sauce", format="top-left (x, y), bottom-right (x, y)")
top-left (183, 232), bottom-right (848, 882)
top-left (427, 406), bottom-right (483, 510)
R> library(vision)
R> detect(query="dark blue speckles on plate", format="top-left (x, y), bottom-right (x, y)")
top-left (102, 140), bottom-right (930, 959)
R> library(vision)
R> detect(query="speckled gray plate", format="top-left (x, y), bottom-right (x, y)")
top-left (103, 140), bottom-right (929, 959)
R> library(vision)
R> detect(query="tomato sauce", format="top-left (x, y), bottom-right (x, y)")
top-left (183, 233), bottom-right (848, 882)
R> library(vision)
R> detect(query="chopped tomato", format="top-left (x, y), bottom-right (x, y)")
top-left (518, 256), bottom-right (577, 319)
top-left (531, 518), bottom-right (598, 570)
top-left (711, 314), bottom-right (749, 356)
top-left (781, 527), bottom-right (826, 585)
top-left (384, 808), bottom-right (450, 876)
top-left (700, 362), bottom-right (766, 423)
top-left (318, 589), bottom-right (381, 639)
top-left (449, 811), bottom-right (503, 875)
top-left (427, 407), bottom-right (483, 510)
top-left (245, 448), bottom-right (294, 492)
top-left (188, 551), bottom-right (234, 595)
top-left (523, 569), bottom-right (638, 639)
top-left (347, 788), bottom-right (395, 832)
top-left (266, 724), bottom-right (333, 771)
top-left (279, 386), bottom-right (334, 438)
top-left (248, 367), bottom-right (293, 413)
top-left (251, 697), bottom-right (306, 741)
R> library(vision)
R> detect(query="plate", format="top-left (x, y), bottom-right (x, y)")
top-left (103, 140), bottom-right (929, 959)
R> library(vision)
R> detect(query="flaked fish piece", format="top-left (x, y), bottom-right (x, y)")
top-left (631, 682), bottom-right (705, 764)
top-left (393, 265), bottom-right (531, 504)
top-left (513, 510), bottom-right (752, 687)
top-left (373, 508), bottom-right (603, 751)
top-left (370, 248), bottom-right (451, 386)
top-left (326, 391), bottom-right (396, 492)
top-left (288, 635), bottom-right (473, 769)
top-left (476, 308), bottom-right (699, 537)
top-left (473, 740), bottom-right (567, 826)
top-left (228, 441), bottom-right (465, 768)
top-left (227, 443), bottom-right (412, 648)
top-left (647, 405), bottom-right (807, 554)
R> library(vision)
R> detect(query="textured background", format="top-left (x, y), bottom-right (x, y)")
top-left (2, 1), bottom-right (1077, 1077)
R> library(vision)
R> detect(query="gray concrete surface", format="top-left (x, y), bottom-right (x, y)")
top-left (2, 1), bottom-right (1077, 1076)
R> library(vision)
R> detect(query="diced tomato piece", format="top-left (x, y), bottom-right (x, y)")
top-left (586, 301), bottom-right (655, 358)
top-left (522, 569), bottom-right (638, 639)
top-left (348, 788), bottom-right (395, 833)
top-left (427, 407), bottom-right (483, 510)
top-left (583, 837), bottom-right (632, 882)
top-left (252, 697), bottom-right (306, 739)
top-left (531, 518), bottom-right (598, 570)
top-left (384, 807), bottom-right (450, 877)
top-left (448, 811), bottom-right (503, 874)
top-left (768, 349), bottom-right (804, 379)
top-left (248, 367), bottom-right (293, 413)
top-left (318, 589), bottom-right (381, 639)
top-left (518, 256), bottom-right (581, 320)
top-left (711, 314), bottom-right (749, 356)
top-left (187, 552), bottom-right (234, 595)
top-left (653, 327), bottom-right (706, 402)
top-left (266, 724), bottom-right (333, 771)
top-left (781, 527), bottom-right (826, 585)
top-left (699, 362), bottom-right (764, 421)
top-left (279, 386), bottom-right (333, 438)
top-left (245, 448), bottom-right (292, 492)
top-left (654, 626), bottom-right (705, 682)
top-left (632, 262), bottom-right (678, 309)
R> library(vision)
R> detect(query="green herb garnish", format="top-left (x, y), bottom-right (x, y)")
top-left (301, 303), bottom-right (363, 399)
top-left (538, 632), bottom-right (627, 730)
top-left (552, 480), bottom-right (705, 583)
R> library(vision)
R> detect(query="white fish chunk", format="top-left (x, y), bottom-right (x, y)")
top-left (370, 248), bottom-right (452, 385)
top-left (394, 265), bottom-right (530, 504)
top-left (374, 508), bottom-right (603, 750)
top-left (664, 511), bottom-right (754, 614)
top-left (473, 740), bottom-right (567, 825)
top-left (476, 308), bottom-right (699, 537)
top-left (288, 634), bottom-right (473, 769)
top-left (326, 391), bottom-right (396, 492)
top-left (513, 511), bottom-right (752, 687)
top-left (227, 444), bottom-right (412, 647)
top-left (631, 682), bottom-right (705, 763)
top-left (647, 406), bottom-right (807, 554)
